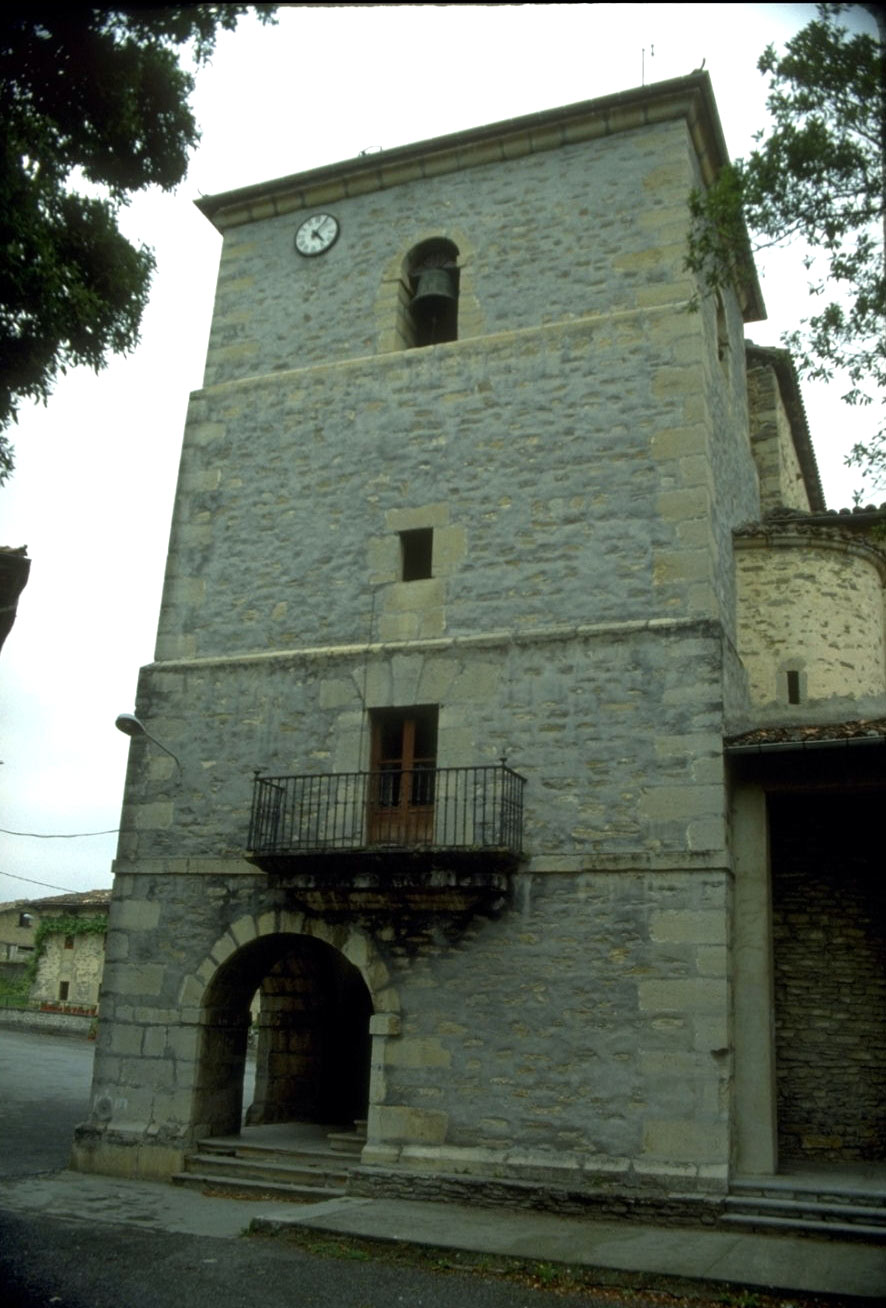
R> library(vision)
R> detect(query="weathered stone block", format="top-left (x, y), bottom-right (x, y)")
top-left (368, 1105), bottom-right (449, 1145)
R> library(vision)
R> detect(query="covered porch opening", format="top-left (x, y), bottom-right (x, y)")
top-left (192, 932), bottom-right (372, 1141)
top-left (769, 791), bottom-right (886, 1166)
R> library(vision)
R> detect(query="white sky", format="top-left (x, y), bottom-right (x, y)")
top-left (0, 3), bottom-right (880, 900)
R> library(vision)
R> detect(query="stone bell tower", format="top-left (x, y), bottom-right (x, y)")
top-left (74, 74), bottom-right (793, 1209)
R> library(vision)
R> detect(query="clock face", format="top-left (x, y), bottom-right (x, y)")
top-left (295, 212), bottom-right (340, 256)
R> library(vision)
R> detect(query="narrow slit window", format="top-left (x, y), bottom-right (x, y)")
top-left (716, 292), bottom-right (729, 371)
top-left (400, 528), bottom-right (433, 581)
top-left (64, 935), bottom-right (75, 949)
top-left (58, 981), bottom-right (69, 1001)
top-left (786, 670), bottom-right (801, 704)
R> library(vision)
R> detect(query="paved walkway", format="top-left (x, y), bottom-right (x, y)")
top-left (1, 1168), bottom-right (883, 1299)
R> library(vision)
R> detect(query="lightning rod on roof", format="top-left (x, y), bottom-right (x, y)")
top-left (641, 43), bottom-right (655, 86)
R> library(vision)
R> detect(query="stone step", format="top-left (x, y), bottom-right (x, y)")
top-left (326, 1131), bottom-right (365, 1155)
top-left (181, 1149), bottom-right (349, 1190)
top-left (197, 1137), bottom-right (348, 1168)
top-left (726, 1193), bottom-right (886, 1224)
top-left (723, 1184), bottom-right (886, 1241)
top-left (171, 1169), bottom-right (345, 1204)
top-left (730, 1176), bottom-right (886, 1208)
top-left (722, 1210), bottom-right (886, 1242)
top-left (198, 1136), bottom-right (342, 1159)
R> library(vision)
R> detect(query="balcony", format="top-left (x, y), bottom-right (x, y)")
top-left (246, 763), bottom-right (526, 914)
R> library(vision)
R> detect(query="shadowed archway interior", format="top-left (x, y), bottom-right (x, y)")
top-left (192, 932), bottom-right (373, 1139)
top-left (770, 792), bottom-right (886, 1164)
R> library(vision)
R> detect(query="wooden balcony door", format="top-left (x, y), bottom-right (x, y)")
top-left (368, 707), bottom-right (437, 846)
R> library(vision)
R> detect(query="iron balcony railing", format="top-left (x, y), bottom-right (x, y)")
top-left (248, 764), bottom-right (525, 858)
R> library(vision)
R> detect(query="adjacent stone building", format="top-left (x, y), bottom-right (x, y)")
top-left (73, 75), bottom-right (885, 1209)
top-left (0, 889), bottom-right (110, 1009)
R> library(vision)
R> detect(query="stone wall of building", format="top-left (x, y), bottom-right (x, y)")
top-left (80, 856), bottom-right (731, 1189)
top-left (202, 119), bottom-right (699, 388)
top-left (0, 903), bottom-right (37, 961)
top-left (746, 364), bottom-right (811, 513)
top-left (119, 623), bottom-right (730, 869)
top-left (735, 528), bottom-right (886, 717)
top-left (31, 929), bottom-right (106, 1008)
top-left (77, 85), bottom-right (767, 1191)
top-left (158, 310), bottom-right (756, 666)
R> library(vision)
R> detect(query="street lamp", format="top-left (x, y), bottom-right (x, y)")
top-left (115, 713), bottom-right (182, 770)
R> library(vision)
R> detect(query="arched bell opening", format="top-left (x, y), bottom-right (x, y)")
top-left (406, 238), bottom-right (460, 347)
top-left (192, 932), bottom-right (373, 1140)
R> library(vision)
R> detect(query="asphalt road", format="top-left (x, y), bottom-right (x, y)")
top-left (0, 1028), bottom-right (628, 1308)
top-left (0, 1028), bottom-right (94, 1177)
top-left (2, 1206), bottom-right (621, 1308)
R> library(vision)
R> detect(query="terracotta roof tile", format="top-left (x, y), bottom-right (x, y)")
top-left (726, 718), bottom-right (886, 749)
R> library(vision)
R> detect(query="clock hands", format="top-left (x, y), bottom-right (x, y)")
top-left (295, 213), bottom-right (339, 256)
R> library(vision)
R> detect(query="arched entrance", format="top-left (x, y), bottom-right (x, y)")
top-left (192, 931), bottom-right (373, 1140)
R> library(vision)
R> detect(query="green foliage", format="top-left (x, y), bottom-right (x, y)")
top-left (0, 970), bottom-right (30, 1002)
top-left (687, 4), bottom-right (885, 487)
top-left (22, 912), bottom-right (107, 988)
top-left (0, 5), bottom-right (276, 483)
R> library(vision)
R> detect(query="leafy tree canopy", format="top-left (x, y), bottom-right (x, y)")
top-left (687, 4), bottom-right (885, 489)
top-left (0, 5), bottom-right (275, 483)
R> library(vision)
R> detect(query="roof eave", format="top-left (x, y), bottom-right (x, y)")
top-left (745, 342), bottom-right (826, 511)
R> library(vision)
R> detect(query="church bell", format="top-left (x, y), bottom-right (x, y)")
top-left (410, 267), bottom-right (457, 314)
top-left (410, 265), bottom-right (458, 344)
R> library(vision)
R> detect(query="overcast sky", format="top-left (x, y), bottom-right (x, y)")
top-left (0, 3), bottom-right (879, 902)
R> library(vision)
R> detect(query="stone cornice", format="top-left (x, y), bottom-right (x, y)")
top-left (734, 521), bottom-right (886, 583)
top-left (145, 616), bottom-right (722, 678)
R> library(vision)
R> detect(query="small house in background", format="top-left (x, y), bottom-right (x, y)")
top-left (0, 889), bottom-right (110, 1011)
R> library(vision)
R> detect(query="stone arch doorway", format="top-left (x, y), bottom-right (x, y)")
top-left (192, 931), bottom-right (373, 1140)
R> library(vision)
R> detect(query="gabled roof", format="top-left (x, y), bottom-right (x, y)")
top-left (19, 888), bottom-right (112, 912)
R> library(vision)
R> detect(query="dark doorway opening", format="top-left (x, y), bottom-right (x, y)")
top-left (769, 791), bottom-right (886, 1164)
top-left (193, 933), bottom-right (372, 1139)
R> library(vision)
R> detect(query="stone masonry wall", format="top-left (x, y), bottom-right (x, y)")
top-left (82, 97), bottom-right (753, 1189)
top-left (746, 364), bottom-right (810, 514)
top-left (119, 624), bottom-right (729, 870)
top-left (202, 120), bottom-right (697, 387)
top-left (735, 531), bottom-right (886, 715)
top-left (31, 931), bottom-right (106, 1008)
top-left (85, 857), bottom-right (731, 1188)
top-left (373, 866), bottom-right (731, 1186)
top-left (158, 311), bottom-right (734, 666)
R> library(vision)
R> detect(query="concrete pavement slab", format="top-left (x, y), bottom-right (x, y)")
top-left (2, 1170), bottom-right (884, 1299)
top-left (250, 1194), bottom-right (886, 1298)
top-left (0, 1169), bottom-right (320, 1239)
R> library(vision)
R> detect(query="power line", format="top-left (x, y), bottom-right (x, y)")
top-left (0, 871), bottom-right (85, 892)
top-left (0, 827), bottom-right (119, 839)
